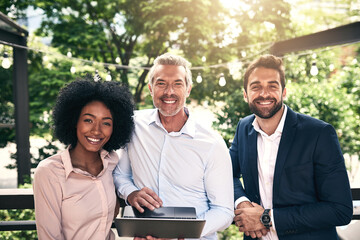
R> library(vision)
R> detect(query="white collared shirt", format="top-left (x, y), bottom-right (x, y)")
top-left (252, 105), bottom-right (287, 240)
top-left (113, 108), bottom-right (234, 240)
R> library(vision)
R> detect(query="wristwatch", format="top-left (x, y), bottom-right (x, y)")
top-left (260, 209), bottom-right (272, 228)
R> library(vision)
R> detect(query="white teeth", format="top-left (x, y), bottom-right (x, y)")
top-left (87, 137), bottom-right (100, 142)
top-left (164, 100), bottom-right (175, 104)
top-left (259, 101), bottom-right (272, 105)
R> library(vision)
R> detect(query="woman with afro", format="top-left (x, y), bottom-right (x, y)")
top-left (33, 78), bottom-right (134, 240)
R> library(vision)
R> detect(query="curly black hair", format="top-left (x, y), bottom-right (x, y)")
top-left (52, 78), bottom-right (135, 152)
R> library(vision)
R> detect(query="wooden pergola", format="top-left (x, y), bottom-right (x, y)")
top-left (0, 12), bottom-right (30, 186)
top-left (270, 21), bottom-right (360, 56)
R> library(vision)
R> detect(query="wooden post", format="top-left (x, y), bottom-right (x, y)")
top-left (13, 36), bottom-right (30, 186)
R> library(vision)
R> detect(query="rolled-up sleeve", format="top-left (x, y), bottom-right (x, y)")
top-left (200, 138), bottom-right (234, 237)
top-left (113, 147), bottom-right (139, 202)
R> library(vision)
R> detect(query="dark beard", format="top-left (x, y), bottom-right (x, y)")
top-left (248, 97), bottom-right (283, 119)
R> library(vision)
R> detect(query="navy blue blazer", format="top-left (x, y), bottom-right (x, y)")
top-left (230, 106), bottom-right (353, 240)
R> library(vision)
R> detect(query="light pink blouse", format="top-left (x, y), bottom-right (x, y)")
top-left (33, 147), bottom-right (119, 240)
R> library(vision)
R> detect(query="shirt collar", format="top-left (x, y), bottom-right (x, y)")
top-left (252, 105), bottom-right (288, 137)
top-left (148, 107), bottom-right (195, 138)
top-left (61, 146), bottom-right (110, 179)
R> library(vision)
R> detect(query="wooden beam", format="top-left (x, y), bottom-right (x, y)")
top-left (270, 22), bottom-right (360, 56)
top-left (0, 189), bottom-right (34, 209)
top-left (12, 34), bottom-right (30, 186)
top-left (0, 12), bottom-right (28, 37)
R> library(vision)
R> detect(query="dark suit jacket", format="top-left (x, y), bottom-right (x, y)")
top-left (230, 106), bottom-right (353, 240)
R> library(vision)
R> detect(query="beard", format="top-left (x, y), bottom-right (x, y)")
top-left (248, 96), bottom-right (283, 119)
top-left (154, 94), bottom-right (183, 117)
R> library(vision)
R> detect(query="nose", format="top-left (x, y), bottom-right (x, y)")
top-left (259, 88), bottom-right (270, 97)
top-left (90, 122), bottom-right (101, 135)
top-left (164, 84), bottom-right (175, 95)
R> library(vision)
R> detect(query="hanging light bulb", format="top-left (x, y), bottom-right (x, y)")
top-left (219, 73), bottom-right (226, 87)
top-left (115, 57), bottom-right (121, 63)
top-left (67, 50), bottom-right (72, 58)
top-left (196, 73), bottom-right (202, 83)
top-left (93, 70), bottom-right (101, 82)
top-left (2, 52), bottom-right (11, 69)
top-left (310, 62), bottom-right (318, 76)
top-left (106, 72), bottom-right (112, 81)
top-left (201, 56), bottom-right (206, 62)
top-left (70, 66), bottom-right (76, 74)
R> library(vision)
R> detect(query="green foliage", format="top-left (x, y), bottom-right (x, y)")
top-left (218, 224), bottom-right (243, 240)
top-left (0, 184), bottom-right (37, 239)
top-left (32, 0), bottom-right (229, 103)
top-left (0, 66), bottom-right (15, 147)
top-left (0, 209), bottom-right (37, 239)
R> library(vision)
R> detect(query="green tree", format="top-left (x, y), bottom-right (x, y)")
top-left (30, 0), bottom-right (228, 104)
top-left (191, 0), bottom-right (292, 105)
top-left (0, 65), bottom-right (15, 148)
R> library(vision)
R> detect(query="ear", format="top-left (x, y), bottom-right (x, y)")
top-left (148, 83), bottom-right (154, 96)
top-left (243, 89), bottom-right (248, 103)
top-left (186, 85), bottom-right (192, 97)
top-left (282, 87), bottom-right (287, 100)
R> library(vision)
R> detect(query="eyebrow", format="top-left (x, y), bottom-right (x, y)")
top-left (249, 80), bottom-right (280, 86)
top-left (155, 78), bottom-right (185, 82)
top-left (83, 113), bottom-right (113, 120)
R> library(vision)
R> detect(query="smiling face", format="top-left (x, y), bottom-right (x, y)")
top-left (244, 67), bottom-right (286, 119)
top-left (148, 64), bottom-right (191, 117)
top-left (75, 101), bottom-right (113, 153)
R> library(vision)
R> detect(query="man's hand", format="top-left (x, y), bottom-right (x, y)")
top-left (128, 187), bottom-right (163, 213)
top-left (234, 201), bottom-right (269, 239)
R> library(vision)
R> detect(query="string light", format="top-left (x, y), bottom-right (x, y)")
top-left (93, 70), bottom-right (101, 82)
top-left (219, 73), bottom-right (226, 87)
top-left (0, 39), bottom-right (273, 71)
top-left (2, 52), bottom-right (11, 69)
top-left (106, 72), bottom-right (112, 81)
top-left (0, 39), bottom-right (356, 79)
top-left (115, 57), bottom-right (121, 63)
top-left (196, 73), bottom-right (203, 83)
top-left (70, 66), bottom-right (76, 74)
top-left (310, 62), bottom-right (319, 76)
top-left (201, 56), bottom-right (206, 62)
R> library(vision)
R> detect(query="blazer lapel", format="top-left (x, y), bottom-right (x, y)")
top-left (273, 107), bottom-right (298, 201)
top-left (248, 124), bottom-right (260, 200)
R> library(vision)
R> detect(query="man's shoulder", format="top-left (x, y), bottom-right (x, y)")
top-left (134, 108), bottom-right (155, 116)
top-left (133, 108), bottom-right (156, 121)
top-left (236, 114), bottom-right (255, 129)
top-left (292, 110), bottom-right (330, 129)
top-left (193, 121), bottom-right (226, 144)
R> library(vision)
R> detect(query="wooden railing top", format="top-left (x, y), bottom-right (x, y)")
top-left (0, 188), bottom-right (359, 231)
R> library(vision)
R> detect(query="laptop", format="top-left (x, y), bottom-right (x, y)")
top-left (114, 206), bottom-right (206, 238)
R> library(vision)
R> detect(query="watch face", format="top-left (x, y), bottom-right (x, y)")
top-left (261, 215), bottom-right (270, 223)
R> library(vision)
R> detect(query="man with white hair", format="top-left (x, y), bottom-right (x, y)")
top-left (113, 53), bottom-right (234, 239)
